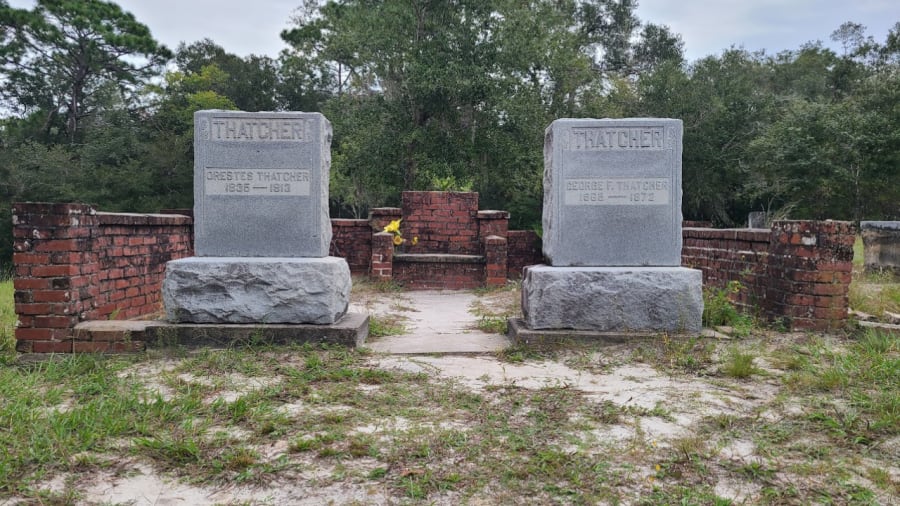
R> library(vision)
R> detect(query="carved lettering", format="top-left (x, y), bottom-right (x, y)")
top-left (210, 118), bottom-right (311, 141)
top-left (564, 178), bottom-right (670, 205)
top-left (569, 127), bottom-right (665, 150)
top-left (204, 168), bottom-right (311, 196)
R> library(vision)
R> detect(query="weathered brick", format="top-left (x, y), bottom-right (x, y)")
top-left (32, 341), bottom-right (75, 353)
top-left (31, 265), bottom-right (80, 277)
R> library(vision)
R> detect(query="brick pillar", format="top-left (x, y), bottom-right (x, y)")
top-left (477, 210), bottom-right (509, 239)
top-left (766, 220), bottom-right (856, 331)
top-left (484, 235), bottom-right (508, 287)
top-left (371, 232), bottom-right (395, 281)
top-left (12, 203), bottom-right (98, 353)
top-left (369, 207), bottom-right (402, 233)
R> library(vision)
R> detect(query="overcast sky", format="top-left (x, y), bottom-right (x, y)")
top-left (8, 0), bottom-right (900, 62)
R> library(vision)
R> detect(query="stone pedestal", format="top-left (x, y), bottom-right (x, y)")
top-left (521, 265), bottom-right (703, 333)
top-left (163, 257), bottom-right (351, 324)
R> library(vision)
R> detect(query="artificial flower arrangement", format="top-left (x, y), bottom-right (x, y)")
top-left (383, 219), bottom-right (418, 247)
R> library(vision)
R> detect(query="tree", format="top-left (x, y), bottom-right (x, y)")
top-left (0, 0), bottom-right (170, 141)
top-left (174, 39), bottom-right (279, 112)
top-left (281, 0), bottom-right (654, 225)
top-left (631, 23), bottom-right (685, 73)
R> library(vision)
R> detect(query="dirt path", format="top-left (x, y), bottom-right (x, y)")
top-left (352, 289), bottom-right (511, 354)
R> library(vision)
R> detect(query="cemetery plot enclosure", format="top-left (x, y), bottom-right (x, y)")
top-left (12, 197), bottom-right (856, 355)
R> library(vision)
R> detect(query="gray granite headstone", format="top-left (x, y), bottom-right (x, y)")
top-left (194, 110), bottom-right (332, 257)
top-left (542, 118), bottom-right (683, 266)
top-left (164, 110), bottom-right (354, 327)
top-left (515, 117), bottom-right (702, 336)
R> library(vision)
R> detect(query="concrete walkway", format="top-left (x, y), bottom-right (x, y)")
top-left (354, 290), bottom-right (512, 354)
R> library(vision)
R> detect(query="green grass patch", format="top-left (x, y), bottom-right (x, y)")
top-left (849, 236), bottom-right (900, 318)
top-left (368, 314), bottom-right (407, 337)
top-left (476, 315), bottom-right (507, 334)
top-left (784, 329), bottom-right (898, 441)
top-left (721, 348), bottom-right (759, 379)
top-left (1, 278), bottom-right (15, 361)
top-left (702, 281), bottom-right (754, 336)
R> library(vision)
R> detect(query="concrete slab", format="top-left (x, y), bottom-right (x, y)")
top-left (362, 290), bottom-right (512, 354)
top-left (507, 317), bottom-right (660, 346)
top-left (507, 317), bottom-right (718, 346)
top-left (73, 313), bottom-right (369, 348)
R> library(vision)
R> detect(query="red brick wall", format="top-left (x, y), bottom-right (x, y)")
top-left (330, 219), bottom-right (371, 274)
top-left (393, 256), bottom-right (485, 289)
top-left (682, 221), bottom-right (856, 331)
top-left (507, 230), bottom-right (544, 279)
top-left (401, 191), bottom-right (480, 254)
top-left (12, 203), bottom-right (192, 353)
top-left (682, 228), bottom-right (771, 312)
top-left (369, 207), bottom-right (401, 232)
top-left (332, 196), bottom-right (536, 288)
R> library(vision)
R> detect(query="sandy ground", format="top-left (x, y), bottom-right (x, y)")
top-left (13, 287), bottom-right (899, 505)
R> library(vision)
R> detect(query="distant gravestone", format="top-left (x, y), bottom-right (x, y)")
top-left (193, 111), bottom-right (332, 257)
top-left (163, 111), bottom-right (351, 325)
top-left (748, 211), bottom-right (768, 229)
top-left (861, 221), bottom-right (900, 277)
top-left (520, 118), bottom-right (703, 334)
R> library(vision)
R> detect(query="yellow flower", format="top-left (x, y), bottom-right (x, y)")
top-left (383, 219), bottom-right (402, 234)
top-left (393, 235), bottom-right (404, 246)
top-left (411, 236), bottom-right (419, 246)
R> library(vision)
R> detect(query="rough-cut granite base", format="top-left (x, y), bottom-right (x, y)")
top-left (521, 265), bottom-right (703, 333)
top-left (163, 257), bottom-right (351, 324)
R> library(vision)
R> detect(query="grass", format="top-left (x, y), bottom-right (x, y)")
top-left (368, 314), bottom-right (407, 337)
top-left (702, 281), bottom-right (754, 336)
top-left (849, 235), bottom-right (900, 318)
top-left (720, 348), bottom-right (759, 379)
top-left (470, 282), bottom-right (520, 334)
top-left (0, 278), bottom-right (15, 362)
top-left (0, 273), bottom-right (898, 503)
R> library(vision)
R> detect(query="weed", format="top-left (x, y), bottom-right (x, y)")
top-left (0, 278), bottom-right (15, 361)
top-left (721, 348), bottom-right (758, 378)
top-left (496, 343), bottom-right (547, 363)
top-left (703, 281), bottom-right (755, 335)
top-left (372, 280), bottom-right (406, 293)
top-left (221, 447), bottom-right (258, 471)
top-left (368, 467), bottom-right (388, 479)
top-left (661, 335), bottom-right (716, 373)
top-left (703, 281), bottom-right (742, 327)
top-left (368, 314), bottom-right (407, 337)
top-left (134, 431), bottom-right (205, 466)
top-left (476, 315), bottom-right (507, 334)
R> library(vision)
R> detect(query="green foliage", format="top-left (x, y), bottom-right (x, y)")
top-left (0, 278), bottom-right (14, 362)
top-left (476, 315), bottom-right (507, 334)
top-left (0, 0), bottom-right (171, 141)
top-left (703, 281), bottom-right (745, 328)
top-left (1, 1), bottom-right (899, 269)
top-left (721, 348), bottom-right (758, 379)
top-left (368, 315), bottom-right (406, 338)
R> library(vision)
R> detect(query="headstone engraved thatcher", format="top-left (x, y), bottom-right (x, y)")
top-left (162, 111), bottom-right (352, 325)
top-left (519, 118), bottom-right (703, 335)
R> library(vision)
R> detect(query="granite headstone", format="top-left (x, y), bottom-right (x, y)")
top-left (163, 110), bottom-right (352, 325)
top-left (519, 118), bottom-right (703, 334)
top-left (542, 118), bottom-right (683, 266)
top-left (193, 110), bottom-right (332, 257)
